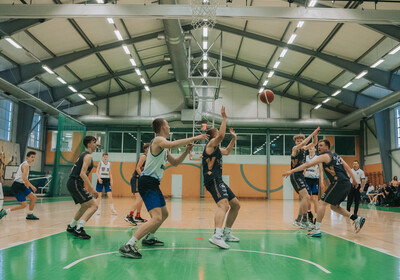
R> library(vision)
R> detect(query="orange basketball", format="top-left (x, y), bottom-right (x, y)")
top-left (260, 90), bottom-right (274, 104)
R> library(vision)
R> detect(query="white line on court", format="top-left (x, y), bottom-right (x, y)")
top-left (63, 247), bottom-right (331, 274)
top-left (0, 230), bottom-right (64, 250)
top-left (86, 228), bottom-right (300, 234)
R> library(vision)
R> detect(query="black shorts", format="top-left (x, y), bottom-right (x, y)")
top-left (130, 176), bottom-right (139, 193)
top-left (290, 173), bottom-right (308, 194)
top-left (205, 177), bottom-right (236, 203)
top-left (67, 177), bottom-right (92, 204)
top-left (321, 180), bottom-right (351, 206)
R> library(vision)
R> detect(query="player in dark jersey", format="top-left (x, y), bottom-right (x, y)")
top-left (125, 143), bottom-right (150, 225)
top-left (203, 106), bottom-right (239, 250)
top-left (65, 136), bottom-right (99, 239)
top-left (283, 139), bottom-right (366, 237)
top-left (290, 128), bottom-right (320, 229)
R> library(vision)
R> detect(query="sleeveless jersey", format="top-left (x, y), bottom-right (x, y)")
top-left (14, 161), bottom-right (28, 183)
top-left (304, 154), bottom-right (319, 179)
top-left (141, 139), bottom-right (168, 181)
top-left (69, 151), bottom-right (94, 181)
top-left (98, 161), bottom-right (111, 178)
top-left (291, 149), bottom-right (308, 174)
top-left (202, 145), bottom-right (223, 184)
top-left (322, 152), bottom-right (349, 183)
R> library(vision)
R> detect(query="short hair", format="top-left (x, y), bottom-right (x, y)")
top-left (26, 151), bottom-right (36, 157)
top-left (152, 118), bottom-right (165, 134)
top-left (318, 139), bottom-right (331, 149)
top-left (293, 134), bottom-right (305, 141)
top-left (143, 143), bottom-right (150, 150)
top-left (206, 128), bottom-right (218, 139)
top-left (102, 153), bottom-right (108, 156)
top-left (353, 160), bottom-right (359, 163)
top-left (83, 135), bottom-right (96, 148)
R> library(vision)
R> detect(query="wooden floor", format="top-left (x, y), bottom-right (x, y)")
top-left (1, 197), bottom-right (399, 257)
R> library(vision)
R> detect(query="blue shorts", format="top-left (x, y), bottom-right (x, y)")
top-left (11, 182), bottom-right (32, 202)
top-left (138, 176), bottom-right (166, 212)
top-left (96, 178), bottom-right (111, 193)
top-left (305, 178), bottom-right (319, 195)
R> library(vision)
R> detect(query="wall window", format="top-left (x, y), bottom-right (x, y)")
top-left (0, 99), bottom-right (13, 141)
top-left (236, 134), bottom-right (251, 155)
top-left (123, 132), bottom-right (137, 153)
top-left (335, 136), bottom-right (355, 156)
top-left (252, 134), bottom-right (267, 155)
top-left (396, 107), bottom-right (400, 148)
top-left (28, 113), bottom-right (41, 149)
top-left (270, 134), bottom-right (284, 155)
top-left (284, 135), bottom-right (295, 155)
top-left (108, 132), bottom-right (123, 153)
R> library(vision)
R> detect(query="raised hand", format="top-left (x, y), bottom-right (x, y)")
top-left (195, 134), bottom-right (209, 141)
top-left (229, 128), bottom-right (237, 138)
top-left (221, 106), bottom-right (227, 119)
top-left (313, 126), bottom-right (321, 136)
top-left (185, 143), bottom-right (194, 153)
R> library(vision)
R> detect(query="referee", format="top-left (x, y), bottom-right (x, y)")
top-left (346, 160), bottom-right (366, 215)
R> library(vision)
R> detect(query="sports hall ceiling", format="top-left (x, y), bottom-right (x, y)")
top-left (0, 0), bottom-right (399, 116)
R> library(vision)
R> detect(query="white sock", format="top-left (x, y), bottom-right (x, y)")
top-left (214, 227), bottom-right (223, 237)
top-left (110, 204), bottom-right (115, 210)
top-left (127, 236), bottom-right (138, 245)
top-left (77, 220), bottom-right (86, 230)
top-left (70, 219), bottom-right (78, 227)
top-left (223, 227), bottom-right (231, 235)
top-left (6, 208), bottom-right (11, 214)
top-left (315, 222), bottom-right (321, 230)
top-left (146, 233), bottom-right (155, 239)
top-left (27, 210), bottom-right (33, 215)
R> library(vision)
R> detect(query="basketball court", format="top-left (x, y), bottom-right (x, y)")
top-left (1, 0), bottom-right (400, 279)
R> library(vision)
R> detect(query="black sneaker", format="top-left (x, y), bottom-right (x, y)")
top-left (142, 236), bottom-right (164, 246)
top-left (119, 243), bottom-right (142, 259)
top-left (124, 216), bottom-right (137, 226)
top-left (72, 227), bottom-right (91, 239)
top-left (135, 216), bottom-right (147, 223)
top-left (26, 214), bottom-right (39, 220)
top-left (66, 225), bottom-right (76, 233)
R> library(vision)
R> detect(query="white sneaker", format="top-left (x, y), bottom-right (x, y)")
top-left (303, 221), bottom-right (315, 230)
top-left (224, 233), bottom-right (240, 242)
top-left (353, 217), bottom-right (366, 233)
top-left (209, 235), bottom-right (230, 249)
top-left (292, 220), bottom-right (303, 228)
top-left (96, 210), bottom-right (101, 215)
top-left (111, 209), bottom-right (118, 215)
top-left (307, 229), bottom-right (322, 237)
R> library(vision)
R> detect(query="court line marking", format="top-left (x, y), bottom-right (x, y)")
top-left (63, 247), bottom-right (331, 273)
top-left (325, 231), bottom-right (400, 259)
top-left (0, 230), bottom-right (64, 250)
top-left (85, 228), bottom-right (301, 234)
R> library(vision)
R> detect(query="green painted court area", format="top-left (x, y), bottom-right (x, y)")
top-left (1, 228), bottom-right (399, 280)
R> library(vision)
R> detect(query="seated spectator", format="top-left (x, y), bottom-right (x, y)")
top-left (371, 185), bottom-right (384, 206)
top-left (367, 184), bottom-right (376, 204)
top-left (382, 184), bottom-right (395, 206)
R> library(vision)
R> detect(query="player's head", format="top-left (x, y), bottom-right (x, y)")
top-left (83, 135), bottom-right (97, 151)
top-left (102, 152), bottom-right (108, 161)
top-left (206, 128), bottom-right (218, 140)
top-left (293, 134), bottom-right (305, 145)
top-left (143, 143), bottom-right (150, 154)
top-left (353, 160), bottom-right (359, 170)
top-left (26, 151), bottom-right (36, 163)
top-left (152, 118), bottom-right (170, 136)
top-left (317, 139), bottom-right (330, 154)
top-left (309, 145), bottom-right (316, 155)
top-left (393, 176), bottom-right (398, 181)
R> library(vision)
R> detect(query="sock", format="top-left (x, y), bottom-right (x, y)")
top-left (70, 219), bottom-right (78, 227)
top-left (295, 215), bottom-right (302, 222)
top-left (127, 236), bottom-right (138, 246)
top-left (6, 208), bottom-right (11, 214)
top-left (223, 227), bottom-right (231, 235)
top-left (136, 212), bottom-right (141, 218)
top-left (315, 222), bottom-right (321, 230)
top-left (302, 214), bottom-right (307, 222)
top-left (308, 211), bottom-right (314, 219)
top-left (27, 210), bottom-right (33, 215)
top-left (129, 211), bottom-right (134, 217)
top-left (110, 204), bottom-right (115, 210)
top-left (77, 220), bottom-right (86, 230)
top-left (146, 233), bottom-right (155, 239)
top-left (214, 227), bottom-right (223, 237)
top-left (350, 214), bottom-right (358, 221)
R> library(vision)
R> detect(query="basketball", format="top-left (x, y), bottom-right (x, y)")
top-left (260, 90), bottom-right (274, 104)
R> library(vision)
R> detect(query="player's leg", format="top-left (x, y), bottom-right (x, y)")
top-left (106, 186), bottom-right (117, 214)
top-left (25, 192), bottom-right (39, 220)
top-left (224, 196), bottom-right (240, 242)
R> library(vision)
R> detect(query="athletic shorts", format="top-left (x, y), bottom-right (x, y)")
top-left (130, 176), bottom-right (139, 193)
top-left (138, 176), bottom-right (166, 211)
top-left (96, 178), bottom-right (111, 193)
top-left (205, 177), bottom-right (236, 203)
top-left (305, 178), bottom-right (319, 195)
top-left (67, 177), bottom-right (92, 205)
top-left (290, 173), bottom-right (308, 194)
top-left (321, 180), bottom-right (351, 206)
top-left (11, 181), bottom-right (32, 202)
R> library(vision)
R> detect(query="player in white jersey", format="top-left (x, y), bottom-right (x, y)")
top-left (346, 160), bottom-right (365, 216)
top-left (119, 118), bottom-right (209, 259)
top-left (0, 151), bottom-right (39, 220)
top-left (95, 153), bottom-right (117, 214)
top-left (304, 146), bottom-right (324, 223)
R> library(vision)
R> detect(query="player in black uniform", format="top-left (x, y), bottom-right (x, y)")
top-left (203, 106), bottom-right (239, 250)
top-left (290, 128), bottom-right (320, 229)
top-left (283, 139), bottom-right (366, 237)
top-left (66, 136), bottom-right (99, 239)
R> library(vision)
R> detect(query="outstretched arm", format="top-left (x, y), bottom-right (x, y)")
top-left (283, 153), bottom-right (330, 177)
top-left (221, 128), bottom-right (237, 156)
top-left (208, 106), bottom-right (228, 150)
top-left (167, 143), bottom-right (194, 167)
top-left (341, 158), bottom-right (357, 187)
top-left (291, 127), bottom-right (320, 156)
top-left (304, 134), bottom-right (318, 151)
top-left (156, 134), bottom-right (209, 150)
